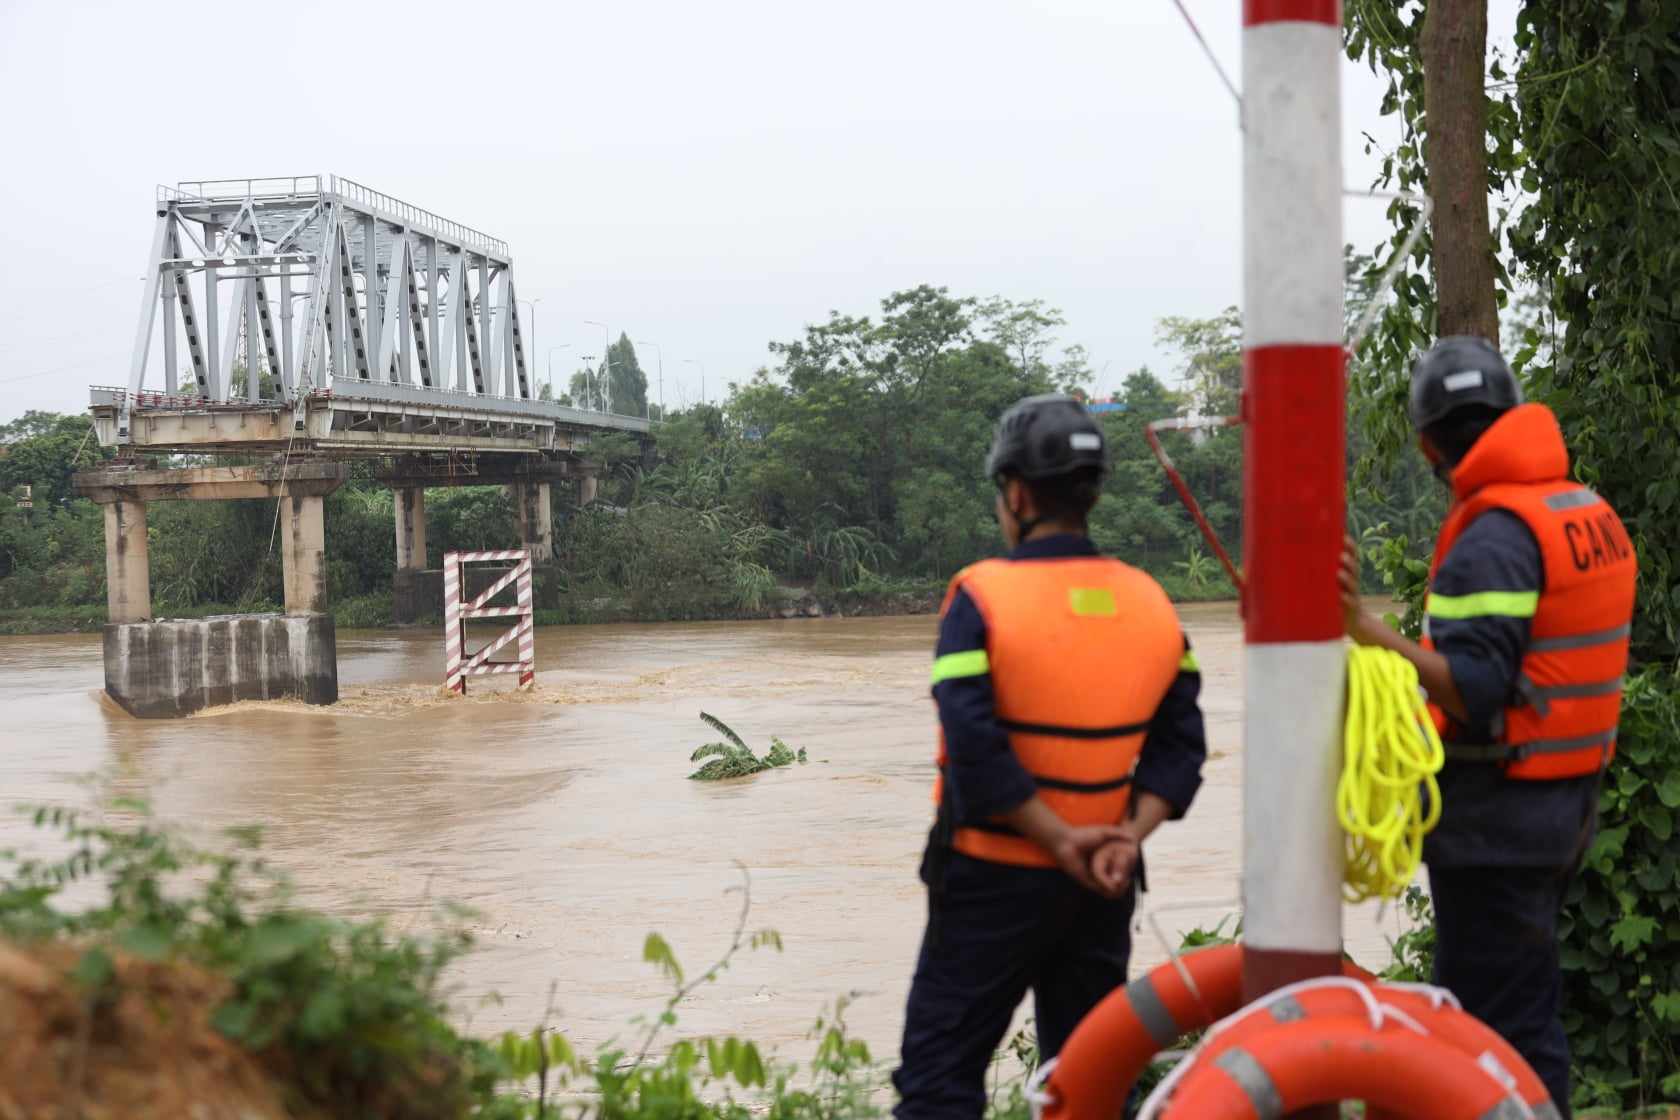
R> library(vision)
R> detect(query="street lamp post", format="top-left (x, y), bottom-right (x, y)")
top-left (684, 358), bottom-right (706, 407)
top-left (583, 319), bottom-right (612, 414)
top-left (546, 345), bottom-right (571, 400)
top-left (636, 339), bottom-right (663, 419)
top-left (578, 356), bottom-right (597, 410)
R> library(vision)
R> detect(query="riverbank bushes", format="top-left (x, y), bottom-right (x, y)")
top-left (0, 805), bottom-right (500, 1118)
top-left (0, 805), bottom-right (1018, 1120)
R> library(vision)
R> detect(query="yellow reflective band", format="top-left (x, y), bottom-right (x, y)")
top-left (930, 649), bottom-right (990, 685)
top-left (1178, 651), bottom-right (1200, 673)
top-left (1068, 588), bottom-right (1118, 617)
top-left (1426, 589), bottom-right (1540, 620)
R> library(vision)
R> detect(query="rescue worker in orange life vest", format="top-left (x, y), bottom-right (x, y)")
top-left (1339, 337), bottom-right (1636, 1115)
top-left (893, 395), bottom-right (1208, 1120)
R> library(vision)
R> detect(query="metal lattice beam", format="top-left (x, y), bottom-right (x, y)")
top-left (123, 175), bottom-right (527, 421)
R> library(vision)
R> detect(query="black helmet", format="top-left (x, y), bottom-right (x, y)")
top-left (1408, 336), bottom-right (1523, 432)
top-left (985, 394), bottom-right (1106, 482)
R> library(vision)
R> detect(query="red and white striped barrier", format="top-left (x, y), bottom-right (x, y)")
top-left (443, 549), bottom-right (535, 693)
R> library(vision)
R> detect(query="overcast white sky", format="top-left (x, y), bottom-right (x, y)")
top-left (0, 0), bottom-right (1518, 418)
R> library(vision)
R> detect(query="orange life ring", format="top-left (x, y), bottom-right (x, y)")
top-left (1040, 945), bottom-right (1372, 1120)
top-left (1156, 981), bottom-right (1554, 1118)
top-left (1158, 1014), bottom-right (1524, 1118)
top-left (1332, 986), bottom-right (1556, 1119)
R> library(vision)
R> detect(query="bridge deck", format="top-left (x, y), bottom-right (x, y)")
top-left (90, 385), bottom-right (649, 456)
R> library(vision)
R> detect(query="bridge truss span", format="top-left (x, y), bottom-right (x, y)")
top-left (104, 175), bottom-right (648, 454)
top-left (126, 175), bottom-right (530, 408)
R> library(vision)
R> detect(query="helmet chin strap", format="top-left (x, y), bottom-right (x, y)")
top-left (1004, 484), bottom-right (1044, 542)
top-left (1417, 435), bottom-right (1453, 486)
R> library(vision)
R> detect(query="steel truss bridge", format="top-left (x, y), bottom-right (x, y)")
top-left (100, 175), bottom-right (648, 456)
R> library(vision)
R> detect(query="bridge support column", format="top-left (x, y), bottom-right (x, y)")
top-left (100, 498), bottom-right (152, 624)
top-left (281, 494), bottom-right (329, 615)
top-left (578, 474), bottom-right (598, 507)
top-left (395, 486), bottom-right (428, 571)
top-left (510, 480), bottom-right (554, 563)
top-left (74, 463), bottom-right (346, 716)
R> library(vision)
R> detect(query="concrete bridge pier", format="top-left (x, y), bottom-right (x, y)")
top-left (510, 480), bottom-right (554, 562)
top-left (75, 463), bottom-right (348, 717)
top-left (101, 498), bottom-right (152, 624)
top-left (394, 486), bottom-right (428, 572)
top-left (281, 491), bottom-right (332, 614)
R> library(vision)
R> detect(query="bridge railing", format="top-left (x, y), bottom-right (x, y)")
top-left (167, 176), bottom-right (325, 203)
top-left (157, 176), bottom-right (509, 257)
top-left (331, 177), bottom-right (508, 256)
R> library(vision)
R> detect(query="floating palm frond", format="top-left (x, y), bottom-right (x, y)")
top-left (699, 711), bottom-right (748, 750)
top-left (687, 715), bottom-right (808, 781)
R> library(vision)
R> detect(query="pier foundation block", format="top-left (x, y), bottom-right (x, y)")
top-left (102, 613), bottom-right (338, 718)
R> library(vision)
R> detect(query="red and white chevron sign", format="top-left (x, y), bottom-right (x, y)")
top-left (443, 549), bottom-right (535, 693)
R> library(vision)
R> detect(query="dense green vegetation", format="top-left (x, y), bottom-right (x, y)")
top-left (1346, 1), bottom-right (1680, 1108)
top-left (1, 289), bottom-right (1269, 633)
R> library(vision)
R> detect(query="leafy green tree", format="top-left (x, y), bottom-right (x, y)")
top-left (1503, 1), bottom-right (1680, 664)
top-left (975, 297), bottom-right (1064, 377)
top-left (0, 412), bottom-right (107, 507)
top-left (564, 364), bottom-right (608, 412)
top-left (1089, 368), bottom-right (1201, 571)
top-left (604, 334), bottom-right (650, 418)
top-left (1155, 307), bottom-right (1242, 415)
top-left (0, 411), bottom-right (72, 443)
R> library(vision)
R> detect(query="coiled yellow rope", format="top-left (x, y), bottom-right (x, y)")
top-left (1338, 645), bottom-right (1446, 902)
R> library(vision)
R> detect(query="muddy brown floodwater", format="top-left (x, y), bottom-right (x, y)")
top-left (0, 604), bottom-right (1416, 1061)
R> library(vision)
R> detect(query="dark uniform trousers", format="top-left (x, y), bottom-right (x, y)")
top-left (1429, 865), bottom-right (1574, 1115)
top-left (893, 852), bottom-right (1137, 1120)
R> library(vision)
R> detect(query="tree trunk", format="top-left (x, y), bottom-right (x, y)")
top-left (1422, 0), bottom-right (1500, 342)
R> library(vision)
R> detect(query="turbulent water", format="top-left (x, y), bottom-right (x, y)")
top-left (0, 606), bottom-right (1411, 1059)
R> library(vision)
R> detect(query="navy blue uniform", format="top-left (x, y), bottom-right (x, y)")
top-left (1424, 509), bottom-right (1596, 1113)
top-left (893, 535), bottom-right (1207, 1120)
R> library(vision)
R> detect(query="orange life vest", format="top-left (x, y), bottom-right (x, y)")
top-left (933, 555), bottom-right (1184, 867)
top-left (1421, 404), bottom-right (1637, 779)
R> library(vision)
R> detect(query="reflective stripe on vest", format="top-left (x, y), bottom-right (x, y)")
top-left (1528, 623), bottom-right (1630, 653)
top-left (1525, 674), bottom-right (1623, 704)
top-left (934, 555), bottom-right (1183, 867)
top-left (931, 649), bottom-right (989, 685)
top-left (1445, 730), bottom-right (1616, 765)
top-left (1425, 588), bottom-right (1539, 620)
top-left (1424, 477), bottom-right (1637, 780)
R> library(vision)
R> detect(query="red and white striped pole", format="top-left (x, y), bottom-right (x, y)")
top-left (515, 554), bottom-right (535, 690)
top-left (444, 552), bottom-right (465, 693)
top-left (1239, 0), bottom-right (1347, 1004)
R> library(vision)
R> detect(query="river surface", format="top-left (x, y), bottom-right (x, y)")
top-left (0, 605), bottom-right (1414, 1061)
